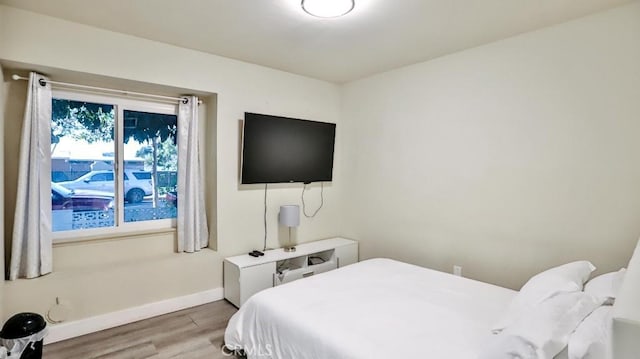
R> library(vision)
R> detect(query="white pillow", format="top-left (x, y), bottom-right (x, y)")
top-left (584, 269), bottom-right (625, 305)
top-left (493, 261), bottom-right (596, 332)
top-left (501, 292), bottom-right (603, 358)
top-left (568, 306), bottom-right (613, 359)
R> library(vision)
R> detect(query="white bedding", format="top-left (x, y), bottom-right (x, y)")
top-left (224, 258), bottom-right (517, 359)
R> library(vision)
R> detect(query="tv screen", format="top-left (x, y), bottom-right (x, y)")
top-left (241, 112), bottom-right (336, 184)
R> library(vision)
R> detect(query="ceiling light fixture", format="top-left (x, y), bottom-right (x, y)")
top-left (301, 0), bottom-right (355, 18)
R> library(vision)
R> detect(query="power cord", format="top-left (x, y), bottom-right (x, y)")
top-left (301, 182), bottom-right (324, 218)
top-left (263, 183), bottom-right (268, 251)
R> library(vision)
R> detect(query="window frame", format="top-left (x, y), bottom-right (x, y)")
top-left (51, 89), bottom-right (179, 243)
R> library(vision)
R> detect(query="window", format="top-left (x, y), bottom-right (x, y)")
top-left (132, 172), bottom-right (151, 180)
top-left (91, 173), bottom-right (113, 181)
top-left (51, 90), bottom-right (178, 240)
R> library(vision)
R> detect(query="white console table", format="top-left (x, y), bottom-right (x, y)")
top-left (223, 237), bottom-right (358, 307)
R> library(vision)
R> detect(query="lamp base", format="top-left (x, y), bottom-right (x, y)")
top-left (284, 246), bottom-right (296, 252)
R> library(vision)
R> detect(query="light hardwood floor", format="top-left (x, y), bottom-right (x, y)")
top-left (43, 300), bottom-right (239, 359)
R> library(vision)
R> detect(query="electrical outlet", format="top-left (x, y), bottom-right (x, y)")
top-left (453, 265), bottom-right (463, 277)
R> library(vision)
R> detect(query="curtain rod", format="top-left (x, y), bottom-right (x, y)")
top-left (11, 74), bottom-right (201, 104)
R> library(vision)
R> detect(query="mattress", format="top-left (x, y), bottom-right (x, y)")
top-left (225, 258), bottom-right (518, 359)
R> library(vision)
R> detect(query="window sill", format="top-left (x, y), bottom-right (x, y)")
top-left (53, 227), bottom-right (177, 247)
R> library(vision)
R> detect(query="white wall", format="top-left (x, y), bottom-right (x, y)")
top-left (341, 2), bottom-right (640, 289)
top-left (0, 63), bottom-right (5, 321)
top-left (0, 5), bottom-right (343, 322)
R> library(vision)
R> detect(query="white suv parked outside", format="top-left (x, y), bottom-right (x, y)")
top-left (57, 170), bottom-right (153, 203)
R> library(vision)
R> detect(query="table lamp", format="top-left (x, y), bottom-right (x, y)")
top-left (279, 205), bottom-right (300, 252)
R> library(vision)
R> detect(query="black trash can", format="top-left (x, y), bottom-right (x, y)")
top-left (0, 313), bottom-right (47, 359)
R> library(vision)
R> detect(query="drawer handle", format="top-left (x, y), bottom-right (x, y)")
top-left (302, 271), bottom-right (314, 278)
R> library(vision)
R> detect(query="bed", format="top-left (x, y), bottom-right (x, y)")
top-left (225, 240), bottom-right (640, 359)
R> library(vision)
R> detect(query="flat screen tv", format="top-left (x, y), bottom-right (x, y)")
top-left (241, 112), bottom-right (336, 184)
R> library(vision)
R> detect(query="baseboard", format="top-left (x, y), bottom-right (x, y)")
top-left (45, 287), bottom-right (224, 344)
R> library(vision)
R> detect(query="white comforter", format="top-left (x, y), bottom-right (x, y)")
top-left (224, 258), bottom-right (517, 359)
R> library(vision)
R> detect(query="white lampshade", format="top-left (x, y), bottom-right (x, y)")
top-left (302, 0), bottom-right (355, 18)
top-left (279, 205), bottom-right (300, 227)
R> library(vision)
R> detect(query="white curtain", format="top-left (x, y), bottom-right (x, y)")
top-left (177, 96), bottom-right (209, 252)
top-left (9, 72), bottom-right (53, 280)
